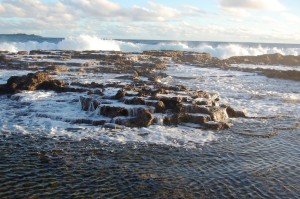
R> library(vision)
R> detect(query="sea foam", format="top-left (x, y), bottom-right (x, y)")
top-left (1, 35), bottom-right (300, 59)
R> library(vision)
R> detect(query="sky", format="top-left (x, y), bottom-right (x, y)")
top-left (0, 0), bottom-right (300, 43)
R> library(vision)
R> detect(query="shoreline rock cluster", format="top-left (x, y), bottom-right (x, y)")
top-left (1, 50), bottom-right (299, 81)
top-left (0, 68), bottom-right (245, 130)
top-left (79, 80), bottom-right (246, 130)
top-left (0, 49), bottom-right (298, 129)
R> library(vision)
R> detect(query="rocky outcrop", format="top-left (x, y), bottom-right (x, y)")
top-left (261, 69), bottom-right (300, 81)
top-left (143, 50), bottom-right (217, 65)
top-left (225, 53), bottom-right (300, 66)
top-left (224, 106), bottom-right (246, 118)
top-left (1, 49), bottom-right (249, 130)
top-left (0, 72), bottom-right (85, 94)
top-left (174, 52), bottom-right (212, 63)
top-left (79, 82), bottom-right (246, 129)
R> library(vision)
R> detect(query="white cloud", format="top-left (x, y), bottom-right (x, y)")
top-left (281, 13), bottom-right (300, 25)
top-left (123, 2), bottom-right (181, 21)
top-left (220, 0), bottom-right (286, 11)
top-left (147, 1), bottom-right (180, 18)
top-left (182, 5), bottom-right (207, 15)
top-left (61, 0), bottom-right (120, 17)
top-left (222, 7), bottom-right (250, 17)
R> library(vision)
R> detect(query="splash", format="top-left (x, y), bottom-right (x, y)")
top-left (1, 34), bottom-right (300, 59)
top-left (0, 35), bottom-right (120, 52)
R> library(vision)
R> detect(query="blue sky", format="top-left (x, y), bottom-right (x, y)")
top-left (0, 0), bottom-right (300, 43)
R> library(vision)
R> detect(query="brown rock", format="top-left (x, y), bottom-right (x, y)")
top-left (100, 105), bottom-right (128, 117)
top-left (124, 97), bottom-right (145, 105)
top-left (17, 51), bottom-right (29, 55)
top-left (204, 122), bottom-right (230, 130)
top-left (154, 100), bottom-right (166, 113)
top-left (225, 106), bottom-right (246, 118)
top-left (209, 107), bottom-right (229, 122)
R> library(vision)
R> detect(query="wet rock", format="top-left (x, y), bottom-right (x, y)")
top-left (111, 108), bottom-right (155, 127)
top-left (114, 90), bottom-right (126, 100)
top-left (71, 82), bottom-right (104, 89)
top-left (100, 105), bottom-right (128, 118)
top-left (163, 113), bottom-right (187, 125)
top-left (87, 90), bottom-right (103, 95)
top-left (0, 49), bottom-right (250, 131)
top-left (225, 53), bottom-right (300, 66)
top-left (80, 96), bottom-right (95, 111)
top-left (124, 97), bottom-right (145, 105)
top-left (209, 107), bottom-right (229, 122)
top-left (0, 72), bottom-right (88, 94)
top-left (37, 80), bottom-right (66, 91)
top-left (50, 65), bottom-right (69, 72)
top-left (70, 119), bottom-right (106, 126)
top-left (154, 101), bottom-right (166, 113)
top-left (175, 52), bottom-right (212, 64)
top-left (157, 95), bottom-right (190, 110)
top-left (261, 69), bottom-right (300, 81)
top-left (204, 122), bottom-right (230, 130)
top-left (192, 91), bottom-right (219, 100)
top-left (225, 106), bottom-right (246, 118)
top-left (103, 123), bottom-right (123, 129)
top-left (186, 113), bottom-right (211, 124)
top-left (193, 98), bottom-right (213, 106)
top-left (0, 72), bottom-right (53, 94)
top-left (17, 51), bottom-right (28, 55)
top-left (128, 108), bottom-right (154, 127)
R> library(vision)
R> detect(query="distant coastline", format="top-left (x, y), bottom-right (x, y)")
top-left (0, 33), bottom-right (63, 43)
top-left (1, 33), bottom-right (300, 46)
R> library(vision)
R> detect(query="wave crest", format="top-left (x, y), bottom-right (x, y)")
top-left (1, 35), bottom-right (300, 59)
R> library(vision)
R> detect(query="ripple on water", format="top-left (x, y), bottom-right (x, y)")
top-left (0, 129), bottom-right (299, 198)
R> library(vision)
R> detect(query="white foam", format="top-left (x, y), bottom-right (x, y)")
top-left (162, 64), bottom-right (300, 118)
top-left (0, 35), bottom-right (120, 52)
top-left (0, 90), bottom-right (217, 148)
top-left (231, 64), bottom-right (300, 72)
top-left (0, 69), bottom-right (32, 84)
top-left (120, 41), bottom-right (300, 59)
top-left (1, 35), bottom-right (300, 59)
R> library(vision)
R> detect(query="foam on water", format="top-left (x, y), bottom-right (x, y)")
top-left (231, 64), bottom-right (300, 72)
top-left (162, 64), bottom-right (300, 118)
top-left (1, 35), bottom-right (300, 59)
top-left (0, 69), bottom-right (32, 84)
top-left (0, 90), bottom-right (216, 148)
top-left (0, 35), bottom-right (120, 52)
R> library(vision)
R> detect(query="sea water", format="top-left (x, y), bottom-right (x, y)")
top-left (0, 36), bottom-right (300, 198)
top-left (1, 34), bottom-right (300, 58)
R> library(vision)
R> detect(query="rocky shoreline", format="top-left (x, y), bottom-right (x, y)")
top-left (0, 49), bottom-right (298, 129)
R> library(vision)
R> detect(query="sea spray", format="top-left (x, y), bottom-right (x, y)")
top-left (1, 34), bottom-right (300, 59)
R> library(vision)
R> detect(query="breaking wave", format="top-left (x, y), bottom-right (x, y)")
top-left (1, 34), bottom-right (300, 59)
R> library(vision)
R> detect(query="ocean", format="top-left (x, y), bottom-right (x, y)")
top-left (0, 34), bottom-right (300, 198)
top-left (1, 34), bottom-right (300, 59)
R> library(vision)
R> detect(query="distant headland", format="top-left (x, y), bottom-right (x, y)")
top-left (0, 33), bottom-right (63, 43)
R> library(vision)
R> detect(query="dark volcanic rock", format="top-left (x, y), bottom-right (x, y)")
top-left (261, 69), bottom-right (300, 81)
top-left (0, 49), bottom-right (251, 130)
top-left (175, 52), bottom-right (212, 63)
top-left (225, 106), bottom-right (246, 118)
top-left (0, 72), bottom-right (55, 94)
top-left (154, 101), bottom-right (166, 113)
top-left (100, 105), bottom-right (128, 117)
top-left (124, 97), bottom-right (145, 105)
top-left (225, 53), bottom-right (300, 66)
top-left (0, 72), bottom-right (85, 94)
top-left (204, 122), bottom-right (230, 130)
top-left (127, 108), bottom-right (154, 127)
